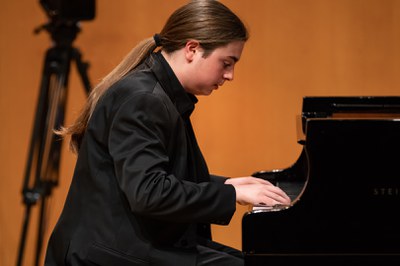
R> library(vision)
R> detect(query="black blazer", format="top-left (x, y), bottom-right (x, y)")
top-left (44, 52), bottom-right (236, 266)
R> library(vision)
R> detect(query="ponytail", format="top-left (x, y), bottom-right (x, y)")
top-left (58, 37), bottom-right (158, 153)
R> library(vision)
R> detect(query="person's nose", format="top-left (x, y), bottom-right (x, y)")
top-left (223, 68), bottom-right (234, 81)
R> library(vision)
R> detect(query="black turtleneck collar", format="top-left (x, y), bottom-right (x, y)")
top-left (145, 51), bottom-right (197, 118)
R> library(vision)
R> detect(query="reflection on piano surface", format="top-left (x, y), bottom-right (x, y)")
top-left (242, 96), bottom-right (400, 266)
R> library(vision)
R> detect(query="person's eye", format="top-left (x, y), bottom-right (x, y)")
top-left (223, 61), bottom-right (232, 68)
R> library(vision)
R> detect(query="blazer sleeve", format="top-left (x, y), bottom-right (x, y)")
top-left (210, 174), bottom-right (230, 184)
top-left (108, 92), bottom-right (236, 225)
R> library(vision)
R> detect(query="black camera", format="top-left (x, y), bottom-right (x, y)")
top-left (40, 0), bottom-right (95, 22)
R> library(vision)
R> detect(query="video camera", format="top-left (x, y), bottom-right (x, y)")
top-left (40, 0), bottom-right (95, 22)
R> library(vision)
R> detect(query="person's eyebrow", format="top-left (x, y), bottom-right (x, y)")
top-left (229, 56), bottom-right (239, 62)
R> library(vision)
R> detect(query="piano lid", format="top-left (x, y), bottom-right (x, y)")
top-left (302, 96), bottom-right (400, 118)
top-left (297, 96), bottom-right (400, 143)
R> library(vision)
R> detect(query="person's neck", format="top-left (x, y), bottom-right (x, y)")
top-left (161, 49), bottom-right (187, 91)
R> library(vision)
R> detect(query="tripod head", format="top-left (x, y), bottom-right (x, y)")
top-left (34, 21), bottom-right (81, 47)
top-left (35, 0), bottom-right (96, 47)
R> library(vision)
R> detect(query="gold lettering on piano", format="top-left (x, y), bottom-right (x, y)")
top-left (373, 187), bottom-right (400, 196)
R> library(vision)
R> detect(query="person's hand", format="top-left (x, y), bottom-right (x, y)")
top-left (225, 176), bottom-right (291, 206)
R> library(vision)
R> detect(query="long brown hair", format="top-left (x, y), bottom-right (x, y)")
top-left (60, 0), bottom-right (249, 153)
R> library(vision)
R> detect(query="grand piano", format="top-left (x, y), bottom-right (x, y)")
top-left (242, 96), bottom-right (400, 265)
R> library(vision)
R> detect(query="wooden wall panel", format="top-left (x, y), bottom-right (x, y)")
top-left (1, 1), bottom-right (399, 265)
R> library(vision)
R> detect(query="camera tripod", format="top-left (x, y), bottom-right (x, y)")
top-left (17, 21), bottom-right (91, 266)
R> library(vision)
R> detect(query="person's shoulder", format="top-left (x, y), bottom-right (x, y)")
top-left (113, 69), bottom-right (157, 96)
top-left (104, 72), bottom-right (171, 110)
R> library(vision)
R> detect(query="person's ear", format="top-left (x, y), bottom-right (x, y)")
top-left (184, 40), bottom-right (201, 62)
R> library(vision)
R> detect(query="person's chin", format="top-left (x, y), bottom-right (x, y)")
top-left (194, 87), bottom-right (216, 96)
top-left (205, 89), bottom-right (215, 96)
top-left (209, 85), bottom-right (219, 94)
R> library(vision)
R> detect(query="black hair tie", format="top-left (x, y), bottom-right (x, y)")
top-left (153, 34), bottom-right (162, 47)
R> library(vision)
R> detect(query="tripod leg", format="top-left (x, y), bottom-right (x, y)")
top-left (72, 47), bottom-right (92, 95)
top-left (16, 204), bottom-right (33, 266)
top-left (16, 46), bottom-right (55, 266)
top-left (17, 46), bottom-right (70, 266)
top-left (34, 48), bottom-right (70, 266)
top-left (35, 197), bottom-right (49, 266)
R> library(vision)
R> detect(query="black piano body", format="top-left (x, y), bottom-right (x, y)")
top-left (242, 96), bottom-right (400, 265)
